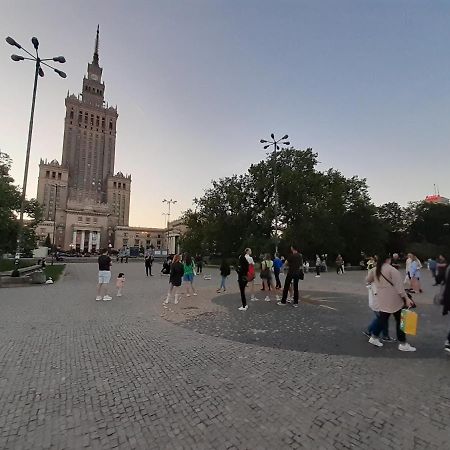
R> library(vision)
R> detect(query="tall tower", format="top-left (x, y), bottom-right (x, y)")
top-left (61, 26), bottom-right (118, 204)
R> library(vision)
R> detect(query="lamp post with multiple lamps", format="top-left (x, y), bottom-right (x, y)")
top-left (47, 184), bottom-right (66, 265)
top-left (5, 35), bottom-right (66, 267)
top-left (162, 199), bottom-right (177, 256)
top-left (260, 133), bottom-right (290, 255)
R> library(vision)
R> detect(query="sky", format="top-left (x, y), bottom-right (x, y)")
top-left (1, 0), bottom-right (450, 227)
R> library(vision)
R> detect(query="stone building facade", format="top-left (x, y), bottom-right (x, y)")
top-left (36, 27), bottom-right (131, 252)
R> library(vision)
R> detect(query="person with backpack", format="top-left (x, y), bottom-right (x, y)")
top-left (277, 245), bottom-right (303, 308)
top-left (217, 259), bottom-right (231, 293)
top-left (244, 248), bottom-right (258, 301)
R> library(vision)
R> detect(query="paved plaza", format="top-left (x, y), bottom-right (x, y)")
top-left (0, 262), bottom-right (449, 449)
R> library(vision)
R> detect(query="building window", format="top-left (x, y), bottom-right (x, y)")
top-left (157, 240), bottom-right (161, 247)
top-left (45, 171), bottom-right (49, 178)
top-left (123, 238), bottom-right (128, 245)
top-left (113, 182), bottom-right (116, 188)
top-left (146, 240), bottom-right (151, 246)
top-left (93, 218), bottom-right (97, 224)
top-left (124, 232), bottom-right (128, 237)
top-left (70, 110), bottom-right (74, 119)
top-left (58, 173), bottom-right (61, 180)
top-left (52, 172), bottom-right (56, 178)
top-left (118, 182), bottom-right (121, 189)
top-left (78, 216), bottom-right (82, 222)
top-left (109, 120), bottom-right (113, 130)
top-left (86, 217), bottom-right (91, 223)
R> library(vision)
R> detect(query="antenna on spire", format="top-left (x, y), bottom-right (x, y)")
top-left (93, 24), bottom-right (100, 65)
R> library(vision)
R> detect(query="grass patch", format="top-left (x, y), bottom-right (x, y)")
top-left (0, 259), bottom-right (35, 272)
top-left (44, 264), bottom-right (65, 282)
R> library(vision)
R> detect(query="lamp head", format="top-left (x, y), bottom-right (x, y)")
top-left (11, 54), bottom-right (24, 61)
top-left (38, 67), bottom-right (44, 77)
top-left (31, 37), bottom-right (39, 50)
top-left (6, 36), bottom-right (21, 48)
top-left (54, 68), bottom-right (67, 78)
top-left (260, 139), bottom-right (267, 143)
top-left (270, 133), bottom-right (275, 139)
top-left (282, 134), bottom-right (288, 140)
top-left (53, 56), bottom-right (66, 63)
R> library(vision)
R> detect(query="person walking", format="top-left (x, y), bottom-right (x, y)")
top-left (273, 254), bottom-right (283, 289)
top-left (164, 254), bottom-right (184, 304)
top-left (183, 253), bottom-right (197, 297)
top-left (436, 255), bottom-right (448, 284)
top-left (336, 254), bottom-right (344, 275)
top-left (96, 248), bottom-right (112, 301)
top-left (277, 245), bottom-right (303, 308)
top-left (144, 247), bottom-right (154, 276)
top-left (366, 254), bottom-right (416, 351)
top-left (236, 250), bottom-right (250, 311)
top-left (260, 253), bottom-right (274, 301)
top-left (195, 254), bottom-right (203, 275)
top-left (217, 259), bottom-right (231, 293)
top-left (315, 254), bottom-right (321, 277)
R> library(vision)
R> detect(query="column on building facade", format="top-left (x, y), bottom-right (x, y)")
top-left (88, 231), bottom-right (93, 252)
top-left (81, 230), bottom-right (85, 251)
top-left (96, 232), bottom-right (101, 250)
top-left (72, 230), bottom-right (77, 248)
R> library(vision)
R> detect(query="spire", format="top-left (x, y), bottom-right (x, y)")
top-left (93, 25), bottom-right (99, 65)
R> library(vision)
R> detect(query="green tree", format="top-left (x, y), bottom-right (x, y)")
top-left (0, 151), bottom-right (42, 254)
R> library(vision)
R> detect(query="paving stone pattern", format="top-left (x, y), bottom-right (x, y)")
top-left (0, 263), bottom-right (449, 449)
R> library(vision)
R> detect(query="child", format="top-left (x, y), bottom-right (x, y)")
top-left (116, 273), bottom-right (125, 297)
top-left (96, 248), bottom-right (112, 301)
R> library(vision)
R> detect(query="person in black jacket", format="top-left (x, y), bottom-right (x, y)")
top-left (236, 252), bottom-right (250, 311)
top-left (278, 244), bottom-right (303, 307)
top-left (164, 254), bottom-right (184, 305)
top-left (441, 260), bottom-right (450, 353)
top-left (217, 259), bottom-right (231, 293)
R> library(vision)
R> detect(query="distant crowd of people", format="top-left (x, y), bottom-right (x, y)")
top-left (94, 245), bottom-right (450, 355)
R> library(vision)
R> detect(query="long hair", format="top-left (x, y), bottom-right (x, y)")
top-left (375, 254), bottom-right (391, 280)
top-left (173, 254), bottom-right (181, 264)
top-left (184, 253), bottom-right (192, 265)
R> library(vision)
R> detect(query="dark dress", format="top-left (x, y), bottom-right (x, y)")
top-left (169, 262), bottom-right (184, 287)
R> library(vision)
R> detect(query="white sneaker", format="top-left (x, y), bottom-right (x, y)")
top-left (117, 293), bottom-right (122, 297)
top-left (95, 296), bottom-right (102, 301)
top-left (264, 296), bottom-right (271, 302)
top-left (315, 275), bottom-right (320, 278)
top-left (103, 295), bottom-right (112, 301)
top-left (163, 297), bottom-right (169, 304)
top-left (174, 296), bottom-right (179, 305)
top-left (250, 296), bottom-right (259, 301)
top-left (276, 295), bottom-right (281, 302)
top-left (287, 297), bottom-right (293, 303)
top-left (368, 337), bottom-right (383, 347)
top-left (193, 293), bottom-right (198, 296)
top-left (238, 305), bottom-right (248, 311)
top-left (398, 343), bottom-right (416, 352)
top-left (186, 294), bottom-right (191, 297)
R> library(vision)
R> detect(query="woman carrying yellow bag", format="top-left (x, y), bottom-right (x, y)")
top-left (366, 254), bottom-right (417, 352)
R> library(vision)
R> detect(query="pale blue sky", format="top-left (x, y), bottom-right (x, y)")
top-left (1, 0), bottom-right (449, 226)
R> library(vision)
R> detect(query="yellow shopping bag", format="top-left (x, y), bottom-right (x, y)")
top-left (400, 309), bottom-right (418, 336)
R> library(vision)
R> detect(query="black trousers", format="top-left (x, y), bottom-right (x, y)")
top-left (274, 268), bottom-right (281, 288)
top-left (316, 265), bottom-right (321, 276)
top-left (196, 263), bottom-right (203, 274)
top-left (238, 278), bottom-right (247, 307)
top-left (336, 265), bottom-right (344, 274)
top-left (145, 263), bottom-right (152, 276)
top-left (281, 273), bottom-right (300, 304)
top-left (373, 309), bottom-right (406, 343)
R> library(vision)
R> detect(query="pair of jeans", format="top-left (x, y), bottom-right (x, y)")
top-left (373, 309), bottom-right (406, 343)
top-left (281, 273), bottom-right (300, 304)
top-left (145, 263), bottom-right (152, 276)
top-left (368, 311), bottom-right (389, 338)
top-left (336, 265), bottom-right (344, 274)
top-left (274, 268), bottom-right (281, 288)
top-left (219, 275), bottom-right (227, 290)
top-left (238, 277), bottom-right (247, 307)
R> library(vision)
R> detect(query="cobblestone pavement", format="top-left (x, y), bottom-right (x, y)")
top-left (0, 262), bottom-right (449, 449)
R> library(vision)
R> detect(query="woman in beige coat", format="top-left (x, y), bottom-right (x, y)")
top-left (366, 254), bottom-right (416, 351)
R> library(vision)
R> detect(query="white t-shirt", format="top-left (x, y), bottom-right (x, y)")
top-left (245, 254), bottom-right (255, 265)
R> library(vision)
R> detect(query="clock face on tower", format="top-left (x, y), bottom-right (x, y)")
top-left (90, 74), bottom-right (98, 81)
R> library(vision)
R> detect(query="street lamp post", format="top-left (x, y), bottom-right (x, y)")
top-left (162, 199), bottom-right (177, 256)
top-left (48, 184), bottom-right (66, 265)
top-left (5, 35), bottom-right (66, 268)
top-left (260, 133), bottom-right (290, 255)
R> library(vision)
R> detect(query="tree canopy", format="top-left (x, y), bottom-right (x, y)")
top-left (0, 151), bottom-right (42, 255)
